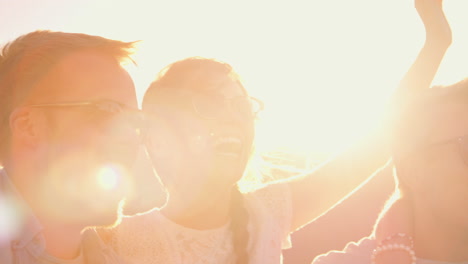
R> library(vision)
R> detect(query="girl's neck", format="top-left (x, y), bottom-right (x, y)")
top-left (161, 188), bottom-right (233, 230)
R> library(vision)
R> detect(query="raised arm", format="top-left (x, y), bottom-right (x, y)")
top-left (284, 0), bottom-right (452, 232)
top-left (374, 0), bottom-right (454, 257)
top-left (394, 0), bottom-right (452, 104)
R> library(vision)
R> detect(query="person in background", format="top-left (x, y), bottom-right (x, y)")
top-left (313, 0), bottom-right (461, 264)
top-left (313, 80), bottom-right (468, 264)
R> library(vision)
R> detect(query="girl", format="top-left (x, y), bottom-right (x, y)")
top-left (107, 0), bottom-right (451, 263)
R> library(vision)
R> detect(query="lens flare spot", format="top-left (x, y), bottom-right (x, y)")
top-left (97, 166), bottom-right (121, 191)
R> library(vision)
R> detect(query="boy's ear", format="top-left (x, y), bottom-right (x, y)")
top-left (9, 107), bottom-right (43, 147)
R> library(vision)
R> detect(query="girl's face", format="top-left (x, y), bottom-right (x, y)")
top-left (144, 80), bottom-right (257, 200)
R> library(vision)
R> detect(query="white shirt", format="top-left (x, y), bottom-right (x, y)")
top-left (110, 182), bottom-right (293, 264)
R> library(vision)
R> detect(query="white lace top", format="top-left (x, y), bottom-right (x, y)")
top-left (111, 182), bottom-right (293, 264)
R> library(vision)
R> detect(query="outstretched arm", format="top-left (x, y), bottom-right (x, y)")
top-left (283, 0), bottom-right (452, 232)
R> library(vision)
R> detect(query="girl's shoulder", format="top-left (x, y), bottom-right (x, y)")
top-left (109, 208), bottom-right (176, 263)
top-left (242, 181), bottom-right (294, 251)
top-left (243, 181), bottom-right (292, 221)
top-left (113, 207), bottom-right (164, 240)
top-left (119, 207), bottom-right (161, 226)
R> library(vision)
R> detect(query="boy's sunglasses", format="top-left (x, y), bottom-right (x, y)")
top-left (23, 100), bottom-right (146, 138)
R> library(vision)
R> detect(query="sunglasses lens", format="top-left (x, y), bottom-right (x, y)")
top-left (192, 95), bottom-right (262, 120)
top-left (192, 94), bottom-right (224, 119)
top-left (96, 101), bottom-right (124, 114)
top-left (97, 102), bottom-right (145, 140)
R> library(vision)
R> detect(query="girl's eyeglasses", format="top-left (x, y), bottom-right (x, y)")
top-left (190, 94), bottom-right (264, 120)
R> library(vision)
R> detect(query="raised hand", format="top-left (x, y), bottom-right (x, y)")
top-left (415, 0), bottom-right (452, 45)
top-left (391, 0), bottom-right (452, 105)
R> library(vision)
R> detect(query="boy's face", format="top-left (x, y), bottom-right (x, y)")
top-left (27, 50), bottom-right (140, 226)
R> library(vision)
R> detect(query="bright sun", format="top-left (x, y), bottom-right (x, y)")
top-left (103, 0), bottom-right (468, 161)
top-left (2, 0), bottom-right (467, 160)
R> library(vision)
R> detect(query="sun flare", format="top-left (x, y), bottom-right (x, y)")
top-left (97, 166), bottom-right (122, 191)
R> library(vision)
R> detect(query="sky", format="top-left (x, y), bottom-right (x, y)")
top-left (1, 0), bottom-right (467, 156)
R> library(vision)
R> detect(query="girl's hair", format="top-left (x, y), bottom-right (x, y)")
top-left (142, 57), bottom-right (251, 263)
top-left (230, 186), bottom-right (250, 264)
top-left (143, 56), bottom-right (244, 104)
